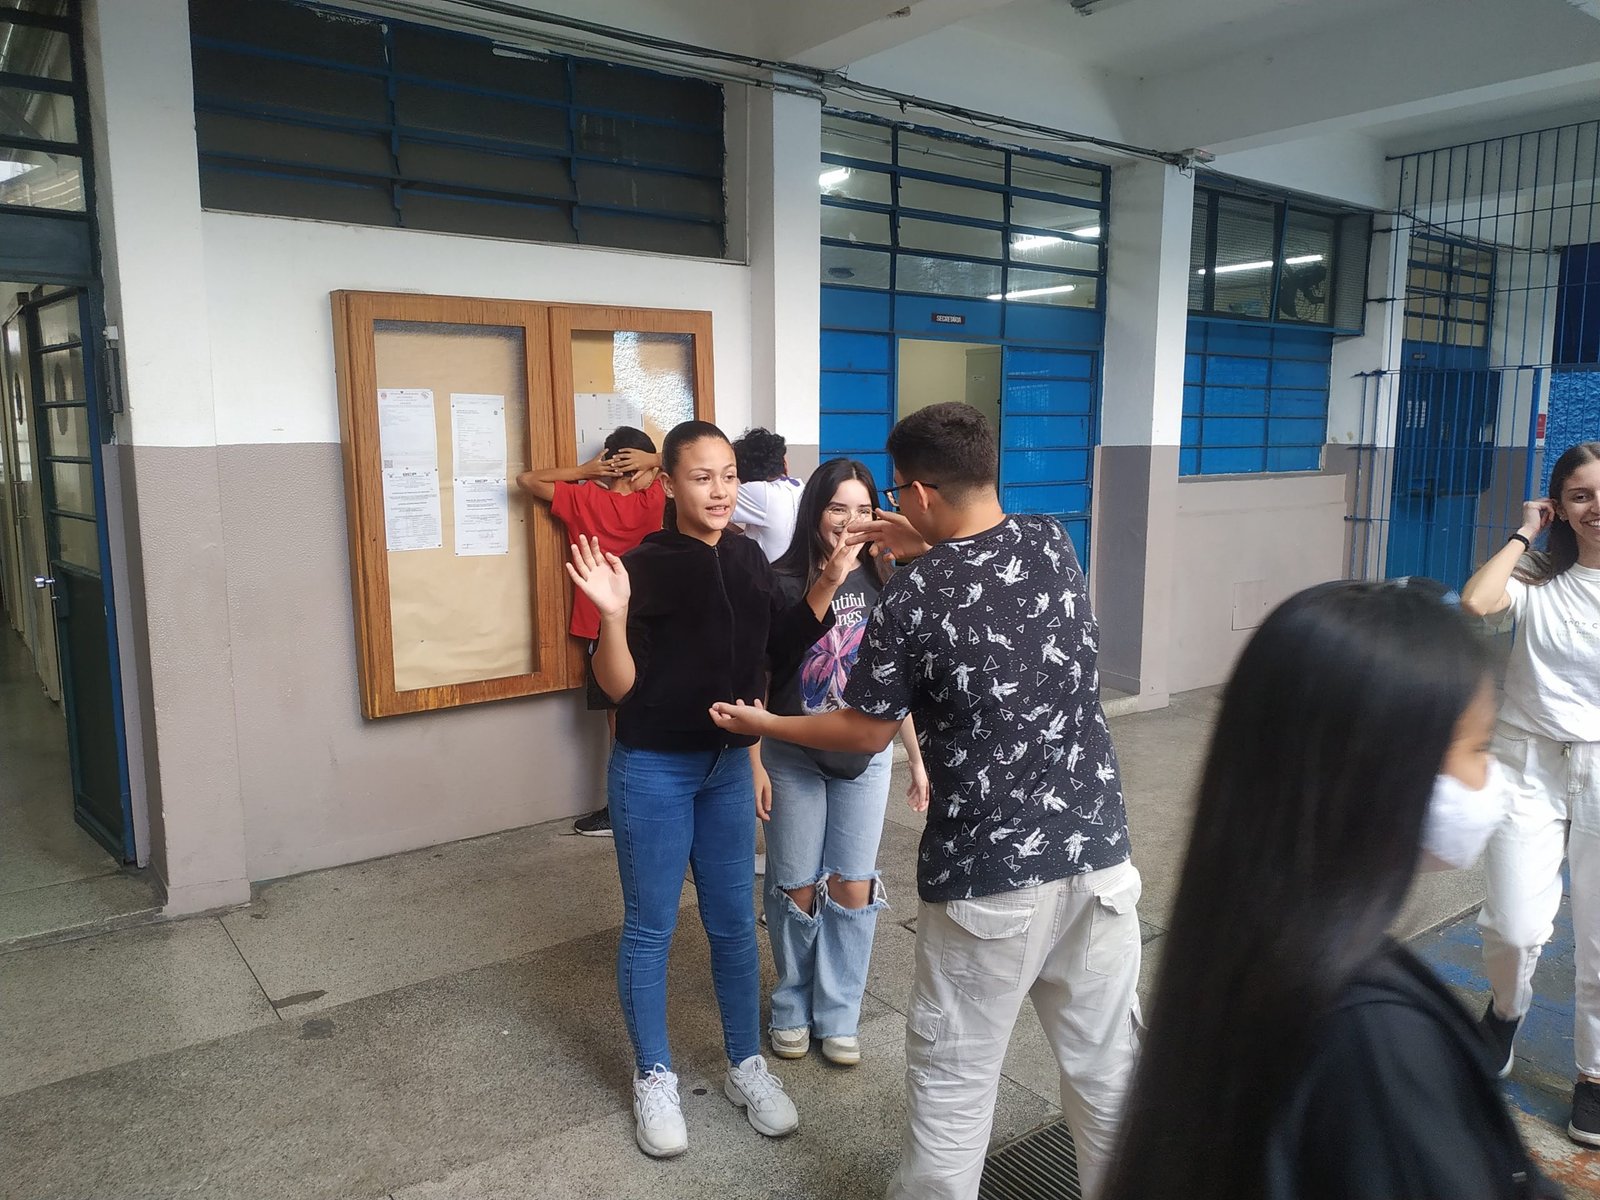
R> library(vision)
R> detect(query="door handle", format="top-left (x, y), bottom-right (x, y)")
top-left (33, 575), bottom-right (54, 590)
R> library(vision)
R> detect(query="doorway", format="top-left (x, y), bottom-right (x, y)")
top-left (0, 283), bottom-right (146, 943)
top-left (897, 338), bottom-right (1001, 427)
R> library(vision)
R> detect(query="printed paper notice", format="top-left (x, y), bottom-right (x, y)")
top-left (377, 388), bottom-right (438, 472)
top-left (381, 468), bottom-right (443, 552)
top-left (450, 393), bottom-right (508, 479)
top-left (575, 391), bottom-right (645, 462)
top-left (454, 479), bottom-right (509, 556)
top-left (450, 393), bottom-right (510, 557)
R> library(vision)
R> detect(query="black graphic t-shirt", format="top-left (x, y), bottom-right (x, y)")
top-left (842, 515), bottom-right (1130, 901)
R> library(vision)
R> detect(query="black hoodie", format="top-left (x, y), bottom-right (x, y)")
top-left (1266, 941), bottom-right (1560, 1200)
top-left (615, 529), bottom-right (834, 752)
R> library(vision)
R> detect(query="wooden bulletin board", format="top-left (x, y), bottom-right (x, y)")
top-left (331, 291), bottom-right (714, 718)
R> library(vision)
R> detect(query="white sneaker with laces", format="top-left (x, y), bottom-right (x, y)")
top-left (769, 1026), bottom-right (810, 1059)
top-left (633, 1065), bottom-right (688, 1158)
top-left (724, 1054), bottom-right (799, 1137)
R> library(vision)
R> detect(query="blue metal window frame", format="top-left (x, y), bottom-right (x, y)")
top-left (189, 0), bottom-right (727, 253)
top-left (1189, 185), bottom-right (1366, 336)
top-left (1182, 318), bottom-right (1333, 476)
top-left (0, 5), bottom-right (97, 263)
top-left (819, 109), bottom-right (1110, 563)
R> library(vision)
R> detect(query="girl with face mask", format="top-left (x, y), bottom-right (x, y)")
top-left (1105, 582), bottom-right (1557, 1200)
top-left (1461, 440), bottom-right (1600, 1145)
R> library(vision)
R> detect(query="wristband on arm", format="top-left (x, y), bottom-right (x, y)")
top-left (1508, 533), bottom-right (1531, 550)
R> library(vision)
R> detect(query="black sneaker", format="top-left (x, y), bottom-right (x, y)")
top-left (573, 807), bottom-right (612, 837)
top-left (1481, 1003), bottom-right (1521, 1079)
top-left (1569, 1081), bottom-right (1600, 1147)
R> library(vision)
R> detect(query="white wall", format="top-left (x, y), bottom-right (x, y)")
top-left (1209, 131), bottom-right (1390, 211)
top-left (203, 214), bottom-right (754, 447)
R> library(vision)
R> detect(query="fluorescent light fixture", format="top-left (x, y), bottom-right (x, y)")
top-left (1198, 252), bottom-right (1325, 276)
top-left (1013, 225), bottom-right (1100, 252)
top-left (987, 284), bottom-right (1077, 300)
top-left (819, 167), bottom-right (851, 189)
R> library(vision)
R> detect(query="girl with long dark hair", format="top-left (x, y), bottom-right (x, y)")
top-left (761, 458), bottom-right (929, 1067)
top-left (565, 421), bottom-right (859, 1160)
top-left (1106, 582), bottom-right (1558, 1200)
top-left (1461, 440), bottom-right (1600, 1144)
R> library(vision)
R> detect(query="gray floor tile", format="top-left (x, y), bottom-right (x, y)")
top-left (0, 869), bottom-right (163, 945)
top-left (221, 823), bottom-right (678, 1014)
top-left (0, 917), bottom-right (278, 1097)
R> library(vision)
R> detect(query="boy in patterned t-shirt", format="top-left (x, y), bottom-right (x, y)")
top-left (710, 403), bottom-right (1141, 1200)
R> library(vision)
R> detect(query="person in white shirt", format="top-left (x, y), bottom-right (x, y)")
top-left (1460, 440), bottom-right (1600, 1147)
top-left (731, 428), bottom-right (803, 562)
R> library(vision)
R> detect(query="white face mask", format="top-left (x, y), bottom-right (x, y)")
top-left (1419, 759), bottom-right (1510, 872)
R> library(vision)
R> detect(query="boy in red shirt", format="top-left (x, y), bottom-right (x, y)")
top-left (517, 426), bottom-right (665, 835)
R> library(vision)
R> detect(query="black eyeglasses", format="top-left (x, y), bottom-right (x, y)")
top-left (880, 481), bottom-right (940, 508)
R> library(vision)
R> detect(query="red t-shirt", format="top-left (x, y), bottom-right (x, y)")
top-left (549, 479), bottom-right (666, 639)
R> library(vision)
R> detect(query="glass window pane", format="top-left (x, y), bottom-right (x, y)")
top-left (0, 86), bottom-right (74, 143)
top-left (820, 164), bottom-right (890, 206)
top-left (823, 244), bottom-right (890, 289)
top-left (405, 140), bottom-right (573, 201)
top-left (822, 203), bottom-right (889, 246)
top-left (0, 21), bottom-right (70, 81)
top-left (1010, 156), bottom-right (1104, 204)
top-left (50, 460), bottom-right (92, 515)
top-left (1009, 194), bottom-right (1100, 235)
top-left (567, 330), bottom-right (697, 458)
top-left (1189, 199), bottom-right (1209, 309)
top-left (899, 216), bottom-right (1002, 260)
top-left (193, 48), bottom-right (390, 123)
top-left (897, 130), bottom-right (1004, 185)
top-left (34, 297), bottom-right (78, 349)
top-left (42, 399), bottom-right (88, 458)
top-left (201, 111), bottom-right (394, 176)
top-left (1010, 229), bottom-right (1099, 271)
top-left (54, 514), bottom-right (98, 571)
top-left (577, 161), bottom-right (719, 220)
top-left (895, 253), bottom-right (1001, 299)
top-left (898, 176), bottom-right (1002, 222)
top-left (0, 144), bottom-right (81, 209)
top-left (576, 210), bottom-right (721, 257)
top-left (1002, 269), bottom-right (1097, 309)
top-left (399, 82), bottom-right (568, 151)
top-left (822, 115), bottom-right (891, 163)
top-left (403, 190), bottom-right (575, 244)
top-left (1209, 195), bottom-right (1277, 319)
top-left (1279, 209), bottom-right (1333, 323)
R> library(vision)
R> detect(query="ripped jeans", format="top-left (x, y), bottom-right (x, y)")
top-left (760, 737), bottom-right (893, 1038)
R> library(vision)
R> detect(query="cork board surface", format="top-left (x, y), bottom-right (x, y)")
top-left (373, 321), bottom-right (536, 691)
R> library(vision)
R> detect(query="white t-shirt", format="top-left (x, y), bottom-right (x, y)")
top-left (1501, 562), bottom-right (1600, 743)
top-left (733, 478), bottom-right (803, 562)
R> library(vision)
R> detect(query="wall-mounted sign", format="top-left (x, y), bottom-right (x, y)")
top-left (932, 313), bottom-right (965, 325)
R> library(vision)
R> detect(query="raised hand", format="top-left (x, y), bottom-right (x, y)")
top-left (580, 452), bottom-right (621, 480)
top-left (565, 534), bottom-right (630, 617)
top-left (818, 520), bottom-right (866, 588)
top-left (1520, 498), bottom-right (1556, 538)
top-left (847, 508), bottom-right (932, 562)
top-left (606, 448), bottom-right (660, 477)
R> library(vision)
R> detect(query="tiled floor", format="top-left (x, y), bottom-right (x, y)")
top-left (0, 684), bottom-right (1590, 1198)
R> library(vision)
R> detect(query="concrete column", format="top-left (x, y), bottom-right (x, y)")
top-left (83, 0), bottom-right (249, 913)
top-left (1092, 160), bottom-right (1193, 707)
top-left (747, 85), bottom-right (823, 473)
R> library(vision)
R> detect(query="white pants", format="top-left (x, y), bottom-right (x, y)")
top-left (888, 861), bottom-right (1144, 1200)
top-left (1478, 723), bottom-right (1600, 1075)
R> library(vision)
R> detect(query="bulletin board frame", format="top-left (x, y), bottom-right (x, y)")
top-left (331, 292), bottom-right (716, 719)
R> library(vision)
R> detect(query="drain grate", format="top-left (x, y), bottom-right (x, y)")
top-left (978, 1120), bottom-right (1081, 1200)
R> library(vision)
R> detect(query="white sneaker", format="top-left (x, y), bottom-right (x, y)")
top-left (821, 1035), bottom-right (860, 1066)
top-left (724, 1054), bottom-right (799, 1137)
top-left (633, 1065), bottom-right (688, 1158)
top-left (769, 1026), bottom-right (810, 1059)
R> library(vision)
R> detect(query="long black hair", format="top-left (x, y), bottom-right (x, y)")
top-left (1515, 440), bottom-right (1600, 585)
top-left (772, 457), bottom-right (892, 590)
top-left (659, 419), bottom-right (730, 533)
top-left (1105, 581), bottom-right (1491, 1200)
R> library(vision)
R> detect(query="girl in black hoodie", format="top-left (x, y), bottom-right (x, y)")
top-left (566, 420), bottom-right (857, 1161)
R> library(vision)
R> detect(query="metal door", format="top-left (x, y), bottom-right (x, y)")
top-left (22, 287), bottom-right (132, 860)
top-left (2, 306), bottom-right (60, 697)
top-left (999, 345), bottom-right (1098, 566)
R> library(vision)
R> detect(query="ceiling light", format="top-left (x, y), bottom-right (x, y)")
top-left (819, 167), bottom-right (851, 189)
top-left (1198, 252), bottom-right (1325, 276)
top-left (987, 284), bottom-right (1077, 300)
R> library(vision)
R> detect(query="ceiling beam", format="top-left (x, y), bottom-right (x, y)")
top-left (767, 0), bottom-right (1021, 70)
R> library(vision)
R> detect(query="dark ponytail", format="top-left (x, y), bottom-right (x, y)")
top-left (1515, 440), bottom-right (1600, 585)
top-left (659, 420), bottom-right (730, 533)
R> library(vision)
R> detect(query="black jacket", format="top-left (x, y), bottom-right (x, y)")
top-left (615, 530), bottom-right (833, 752)
top-left (1266, 942), bottom-right (1560, 1200)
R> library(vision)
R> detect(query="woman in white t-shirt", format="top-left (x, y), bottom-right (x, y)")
top-left (1461, 440), bottom-right (1600, 1147)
